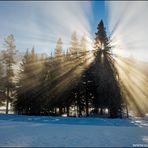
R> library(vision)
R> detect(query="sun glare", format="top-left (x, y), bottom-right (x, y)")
top-left (113, 55), bottom-right (148, 116)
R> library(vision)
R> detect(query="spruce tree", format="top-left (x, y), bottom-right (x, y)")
top-left (0, 59), bottom-right (4, 90)
top-left (69, 31), bottom-right (79, 56)
top-left (3, 34), bottom-right (16, 114)
top-left (15, 49), bottom-right (31, 114)
top-left (93, 20), bottom-right (123, 118)
top-left (15, 48), bottom-right (43, 115)
top-left (80, 34), bottom-right (87, 53)
top-left (0, 60), bottom-right (5, 106)
top-left (95, 20), bottom-right (109, 50)
top-left (55, 38), bottom-right (63, 57)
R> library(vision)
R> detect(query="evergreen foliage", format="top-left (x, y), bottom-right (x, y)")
top-left (1, 21), bottom-right (127, 118)
top-left (2, 34), bottom-right (16, 114)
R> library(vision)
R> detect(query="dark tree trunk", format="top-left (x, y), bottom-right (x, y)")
top-left (100, 108), bottom-right (103, 115)
top-left (67, 106), bottom-right (69, 117)
top-left (6, 88), bottom-right (9, 114)
top-left (59, 107), bottom-right (62, 115)
top-left (86, 98), bottom-right (89, 117)
top-left (54, 108), bottom-right (57, 115)
top-left (78, 106), bottom-right (82, 117)
top-left (110, 107), bottom-right (118, 118)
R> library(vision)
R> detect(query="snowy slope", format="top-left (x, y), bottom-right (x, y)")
top-left (0, 115), bottom-right (148, 147)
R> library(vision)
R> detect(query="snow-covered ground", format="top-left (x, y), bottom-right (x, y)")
top-left (0, 115), bottom-right (148, 147)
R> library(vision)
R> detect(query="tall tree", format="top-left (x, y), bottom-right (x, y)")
top-left (15, 47), bottom-right (44, 115)
top-left (3, 34), bottom-right (16, 114)
top-left (0, 60), bottom-right (4, 90)
top-left (15, 49), bottom-right (31, 114)
top-left (95, 20), bottom-right (109, 50)
top-left (0, 60), bottom-right (6, 106)
top-left (55, 38), bottom-right (63, 57)
top-left (80, 34), bottom-right (87, 53)
top-left (93, 20), bottom-right (123, 118)
top-left (69, 31), bottom-right (79, 55)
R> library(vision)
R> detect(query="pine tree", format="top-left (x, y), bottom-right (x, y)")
top-left (3, 34), bottom-right (16, 114)
top-left (0, 60), bottom-right (4, 90)
top-left (74, 35), bottom-right (90, 116)
top-left (54, 38), bottom-right (63, 81)
top-left (55, 38), bottom-right (63, 57)
top-left (15, 49), bottom-right (30, 114)
top-left (0, 60), bottom-right (6, 106)
top-left (35, 54), bottom-right (53, 115)
top-left (69, 31), bottom-right (79, 56)
top-left (80, 34), bottom-right (87, 53)
top-left (15, 48), bottom-right (44, 115)
top-left (93, 20), bottom-right (123, 118)
top-left (95, 20), bottom-right (109, 50)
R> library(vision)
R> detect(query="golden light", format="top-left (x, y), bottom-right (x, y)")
top-left (113, 55), bottom-right (148, 116)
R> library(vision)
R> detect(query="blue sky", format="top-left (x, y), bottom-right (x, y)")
top-left (92, 1), bottom-right (108, 33)
top-left (0, 1), bottom-right (108, 54)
